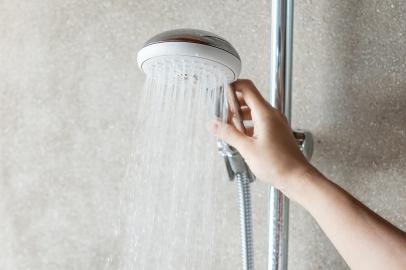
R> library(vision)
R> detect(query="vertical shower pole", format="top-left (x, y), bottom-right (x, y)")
top-left (268, 0), bottom-right (293, 270)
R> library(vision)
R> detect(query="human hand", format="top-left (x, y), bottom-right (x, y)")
top-left (211, 79), bottom-right (314, 197)
top-left (211, 80), bottom-right (406, 270)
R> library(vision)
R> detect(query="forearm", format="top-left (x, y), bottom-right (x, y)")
top-left (212, 80), bottom-right (406, 269)
top-left (287, 167), bottom-right (406, 270)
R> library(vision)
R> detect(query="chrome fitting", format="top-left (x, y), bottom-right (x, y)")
top-left (217, 140), bottom-right (255, 182)
top-left (293, 130), bottom-right (313, 161)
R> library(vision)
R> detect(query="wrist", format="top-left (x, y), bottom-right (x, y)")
top-left (280, 164), bottom-right (325, 206)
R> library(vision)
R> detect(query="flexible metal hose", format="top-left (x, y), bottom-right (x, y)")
top-left (235, 173), bottom-right (254, 270)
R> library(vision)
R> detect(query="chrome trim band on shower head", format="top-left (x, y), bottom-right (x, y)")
top-left (268, 1), bottom-right (293, 270)
top-left (142, 29), bottom-right (241, 60)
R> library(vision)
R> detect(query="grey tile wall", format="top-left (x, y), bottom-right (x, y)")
top-left (0, 1), bottom-right (405, 269)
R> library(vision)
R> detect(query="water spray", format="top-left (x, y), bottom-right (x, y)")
top-left (137, 29), bottom-right (255, 270)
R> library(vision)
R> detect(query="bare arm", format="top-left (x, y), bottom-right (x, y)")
top-left (211, 79), bottom-right (406, 270)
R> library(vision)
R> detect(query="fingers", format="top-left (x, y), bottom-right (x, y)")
top-left (236, 92), bottom-right (247, 106)
top-left (210, 120), bottom-right (252, 152)
top-left (241, 106), bottom-right (252, 120)
top-left (231, 79), bottom-right (270, 114)
top-left (245, 126), bottom-right (255, 137)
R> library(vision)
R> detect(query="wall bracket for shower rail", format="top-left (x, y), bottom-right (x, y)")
top-left (293, 130), bottom-right (313, 160)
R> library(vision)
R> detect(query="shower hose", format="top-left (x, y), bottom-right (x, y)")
top-left (235, 173), bottom-right (254, 270)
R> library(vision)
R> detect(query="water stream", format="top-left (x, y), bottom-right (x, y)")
top-left (115, 58), bottom-right (242, 270)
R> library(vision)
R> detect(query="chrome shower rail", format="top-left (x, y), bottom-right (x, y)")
top-left (268, 1), bottom-right (313, 269)
top-left (268, 1), bottom-right (293, 270)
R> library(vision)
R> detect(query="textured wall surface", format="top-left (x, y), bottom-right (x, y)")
top-left (1, 0), bottom-right (405, 269)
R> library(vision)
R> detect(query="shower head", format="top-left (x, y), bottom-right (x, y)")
top-left (137, 29), bottom-right (241, 82)
top-left (137, 28), bottom-right (251, 180)
top-left (137, 29), bottom-right (248, 168)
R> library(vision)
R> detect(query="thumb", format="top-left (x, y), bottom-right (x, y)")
top-left (210, 120), bottom-right (250, 153)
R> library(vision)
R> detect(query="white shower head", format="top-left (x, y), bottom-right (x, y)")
top-left (137, 29), bottom-right (241, 82)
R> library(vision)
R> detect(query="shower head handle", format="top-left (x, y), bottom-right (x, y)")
top-left (217, 85), bottom-right (255, 183)
top-left (225, 84), bottom-right (246, 135)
